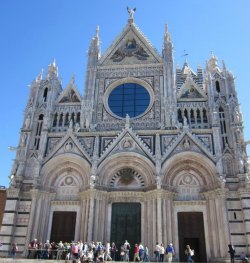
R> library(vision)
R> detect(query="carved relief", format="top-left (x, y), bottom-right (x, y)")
top-left (47, 138), bottom-right (61, 155)
top-left (109, 168), bottom-right (144, 189)
top-left (78, 137), bottom-right (95, 156)
top-left (110, 38), bottom-right (149, 62)
top-left (120, 137), bottom-right (135, 150)
top-left (59, 89), bottom-right (80, 103)
top-left (101, 137), bottom-right (116, 153)
top-left (140, 136), bottom-right (153, 151)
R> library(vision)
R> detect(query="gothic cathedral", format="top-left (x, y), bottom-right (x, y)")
top-left (1, 12), bottom-right (249, 262)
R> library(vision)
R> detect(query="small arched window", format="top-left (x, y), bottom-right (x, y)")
top-left (197, 109), bottom-right (201, 123)
top-left (76, 112), bottom-right (81, 123)
top-left (43, 87), bottom-right (48, 102)
top-left (215, 81), bottom-right (220, 93)
top-left (178, 109), bottom-right (183, 123)
top-left (58, 113), bottom-right (63, 126)
top-left (71, 112), bottom-right (75, 123)
top-left (53, 113), bottom-right (58, 127)
top-left (190, 109), bottom-right (195, 124)
top-left (219, 107), bottom-right (228, 148)
top-left (203, 109), bottom-right (208, 123)
top-left (64, 113), bottom-right (69, 126)
top-left (34, 114), bottom-right (44, 150)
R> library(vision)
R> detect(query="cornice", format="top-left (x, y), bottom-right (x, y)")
top-left (97, 63), bottom-right (163, 70)
top-left (51, 200), bottom-right (80, 206)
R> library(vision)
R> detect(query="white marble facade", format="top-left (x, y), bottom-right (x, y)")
top-left (0, 13), bottom-right (250, 262)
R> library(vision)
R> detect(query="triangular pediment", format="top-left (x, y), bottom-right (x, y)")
top-left (99, 23), bottom-right (161, 66)
top-left (162, 130), bottom-right (215, 163)
top-left (178, 77), bottom-right (207, 101)
top-left (99, 126), bottom-right (155, 164)
top-left (57, 78), bottom-right (81, 103)
top-left (44, 133), bottom-right (91, 164)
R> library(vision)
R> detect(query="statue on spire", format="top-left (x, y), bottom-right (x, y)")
top-left (127, 6), bottom-right (136, 20)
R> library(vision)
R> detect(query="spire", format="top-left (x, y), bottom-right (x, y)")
top-left (95, 25), bottom-right (99, 43)
top-left (36, 68), bottom-right (43, 82)
top-left (207, 51), bottom-right (219, 72)
top-left (164, 24), bottom-right (171, 42)
top-left (88, 26), bottom-right (100, 57)
top-left (46, 58), bottom-right (58, 78)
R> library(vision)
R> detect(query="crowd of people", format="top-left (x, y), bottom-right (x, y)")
top-left (26, 239), bottom-right (176, 262)
top-left (2, 238), bottom-right (249, 262)
top-left (28, 239), bottom-right (115, 262)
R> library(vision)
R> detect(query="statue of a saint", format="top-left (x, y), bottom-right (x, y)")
top-left (24, 115), bottom-right (31, 129)
top-left (183, 116), bottom-right (188, 127)
top-left (74, 123), bottom-right (80, 132)
top-left (127, 6), bottom-right (136, 19)
top-left (20, 133), bottom-right (27, 147)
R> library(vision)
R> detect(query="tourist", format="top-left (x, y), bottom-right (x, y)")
top-left (166, 243), bottom-right (174, 263)
top-left (185, 245), bottom-right (194, 263)
top-left (110, 242), bottom-right (117, 260)
top-left (124, 240), bottom-right (131, 261)
top-left (228, 244), bottom-right (236, 263)
top-left (56, 241), bottom-right (64, 260)
top-left (143, 245), bottom-right (150, 262)
top-left (120, 245), bottom-right (125, 261)
top-left (139, 242), bottom-right (144, 260)
top-left (154, 242), bottom-right (161, 262)
top-left (11, 243), bottom-right (18, 259)
top-left (159, 243), bottom-right (165, 262)
top-left (240, 251), bottom-right (248, 263)
top-left (133, 243), bottom-right (140, 262)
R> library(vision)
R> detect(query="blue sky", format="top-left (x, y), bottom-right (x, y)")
top-left (0, 0), bottom-right (249, 187)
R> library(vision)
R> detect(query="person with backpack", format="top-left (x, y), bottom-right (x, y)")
top-left (185, 245), bottom-right (194, 263)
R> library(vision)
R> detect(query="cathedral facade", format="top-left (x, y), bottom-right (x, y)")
top-left (0, 13), bottom-right (250, 262)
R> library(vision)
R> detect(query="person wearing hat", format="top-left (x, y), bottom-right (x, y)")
top-left (166, 243), bottom-right (174, 263)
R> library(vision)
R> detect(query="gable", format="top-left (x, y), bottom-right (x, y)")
top-left (178, 78), bottom-right (207, 101)
top-left (99, 127), bottom-right (155, 165)
top-left (44, 134), bottom-right (92, 164)
top-left (57, 78), bottom-right (81, 103)
top-left (59, 89), bottom-right (80, 103)
top-left (99, 23), bottom-right (161, 66)
top-left (162, 131), bottom-right (215, 163)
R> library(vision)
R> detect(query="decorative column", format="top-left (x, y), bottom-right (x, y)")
top-left (204, 191), bottom-right (220, 259)
top-left (157, 195), bottom-right (162, 243)
top-left (30, 192), bottom-right (42, 240)
top-left (166, 196), bottom-right (173, 243)
top-left (214, 189), bottom-right (229, 258)
top-left (162, 198), bottom-right (167, 246)
top-left (24, 189), bottom-right (39, 255)
top-left (87, 191), bottom-right (95, 242)
top-left (141, 202), bottom-right (145, 244)
top-left (79, 195), bottom-right (87, 241)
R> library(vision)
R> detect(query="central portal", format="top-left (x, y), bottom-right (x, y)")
top-left (111, 203), bottom-right (141, 260)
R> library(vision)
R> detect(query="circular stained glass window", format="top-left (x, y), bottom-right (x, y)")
top-left (108, 83), bottom-right (150, 118)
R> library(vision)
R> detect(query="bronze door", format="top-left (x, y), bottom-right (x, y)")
top-left (178, 212), bottom-right (206, 262)
top-left (50, 211), bottom-right (76, 243)
top-left (111, 203), bottom-right (141, 260)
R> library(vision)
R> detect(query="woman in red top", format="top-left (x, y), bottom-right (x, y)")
top-left (134, 244), bottom-right (140, 262)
